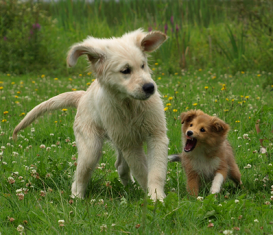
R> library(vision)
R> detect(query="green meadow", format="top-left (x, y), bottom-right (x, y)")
top-left (1, 0), bottom-right (273, 234)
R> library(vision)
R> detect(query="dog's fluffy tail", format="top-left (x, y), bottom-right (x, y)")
top-left (13, 91), bottom-right (85, 140)
top-left (168, 154), bottom-right (182, 162)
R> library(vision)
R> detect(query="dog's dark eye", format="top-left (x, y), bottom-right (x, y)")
top-left (141, 64), bottom-right (145, 69)
top-left (190, 124), bottom-right (193, 127)
top-left (200, 128), bottom-right (205, 132)
top-left (121, 68), bottom-right (131, 74)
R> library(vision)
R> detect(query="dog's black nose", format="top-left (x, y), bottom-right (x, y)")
top-left (187, 130), bottom-right (193, 136)
top-left (142, 83), bottom-right (155, 95)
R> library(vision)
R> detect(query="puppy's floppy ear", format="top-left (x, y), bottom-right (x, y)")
top-left (140, 31), bottom-right (167, 52)
top-left (211, 117), bottom-right (230, 134)
top-left (67, 43), bottom-right (104, 68)
top-left (180, 110), bottom-right (197, 124)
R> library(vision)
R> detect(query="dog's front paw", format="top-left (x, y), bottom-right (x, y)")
top-left (148, 189), bottom-right (166, 202)
top-left (210, 186), bottom-right (221, 194)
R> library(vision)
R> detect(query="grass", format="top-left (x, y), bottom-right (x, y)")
top-left (1, 68), bottom-right (273, 234)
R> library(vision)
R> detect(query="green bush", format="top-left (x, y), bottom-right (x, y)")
top-left (0, 0), bottom-right (58, 74)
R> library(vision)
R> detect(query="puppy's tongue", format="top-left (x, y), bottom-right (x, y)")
top-left (184, 138), bottom-right (197, 152)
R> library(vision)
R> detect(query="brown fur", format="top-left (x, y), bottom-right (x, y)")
top-left (176, 110), bottom-right (242, 197)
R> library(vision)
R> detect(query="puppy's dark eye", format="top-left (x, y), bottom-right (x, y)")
top-left (190, 124), bottom-right (193, 127)
top-left (200, 128), bottom-right (205, 132)
top-left (141, 64), bottom-right (145, 69)
top-left (121, 68), bottom-right (131, 74)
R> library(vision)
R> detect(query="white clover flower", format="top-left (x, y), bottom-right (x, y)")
top-left (90, 199), bottom-right (96, 204)
top-left (218, 204), bottom-right (222, 207)
top-left (58, 220), bottom-right (65, 227)
top-left (2, 162), bottom-right (7, 165)
top-left (40, 144), bottom-right (46, 149)
top-left (100, 224), bottom-right (107, 232)
top-left (238, 137), bottom-right (242, 140)
top-left (223, 230), bottom-right (233, 235)
top-left (31, 128), bottom-right (35, 132)
top-left (197, 196), bottom-right (203, 201)
top-left (254, 219), bottom-right (259, 222)
top-left (17, 224), bottom-right (24, 232)
top-left (16, 188), bottom-right (23, 193)
top-left (50, 133), bottom-right (54, 136)
top-left (244, 164), bottom-right (251, 169)
top-left (269, 163), bottom-right (272, 166)
top-left (243, 134), bottom-right (248, 139)
top-left (235, 199), bottom-right (239, 203)
top-left (98, 199), bottom-right (104, 205)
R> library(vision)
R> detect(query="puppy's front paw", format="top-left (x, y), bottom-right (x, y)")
top-left (210, 186), bottom-right (220, 194)
top-left (148, 190), bottom-right (166, 202)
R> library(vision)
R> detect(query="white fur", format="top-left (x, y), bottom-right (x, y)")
top-left (210, 172), bottom-right (224, 194)
top-left (13, 29), bottom-right (168, 201)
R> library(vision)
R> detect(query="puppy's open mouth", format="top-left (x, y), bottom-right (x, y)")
top-left (184, 137), bottom-right (197, 152)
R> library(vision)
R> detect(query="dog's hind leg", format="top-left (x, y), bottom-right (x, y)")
top-left (71, 127), bottom-right (104, 199)
top-left (115, 149), bottom-right (135, 186)
top-left (229, 160), bottom-right (242, 186)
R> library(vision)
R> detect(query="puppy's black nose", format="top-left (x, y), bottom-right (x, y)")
top-left (142, 83), bottom-right (155, 95)
top-left (187, 130), bottom-right (193, 136)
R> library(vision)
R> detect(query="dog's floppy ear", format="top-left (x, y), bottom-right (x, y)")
top-left (67, 43), bottom-right (104, 68)
top-left (140, 31), bottom-right (167, 52)
top-left (211, 117), bottom-right (230, 134)
top-left (180, 110), bottom-right (196, 124)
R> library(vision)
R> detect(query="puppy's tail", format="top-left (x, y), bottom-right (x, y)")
top-left (168, 154), bottom-right (182, 162)
top-left (13, 91), bottom-right (85, 140)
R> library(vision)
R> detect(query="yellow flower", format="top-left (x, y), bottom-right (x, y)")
top-left (175, 91), bottom-right (178, 94)
top-left (245, 96), bottom-right (249, 99)
top-left (20, 81), bottom-right (23, 85)
top-left (86, 82), bottom-right (91, 86)
top-left (152, 68), bottom-right (155, 71)
top-left (226, 98), bottom-right (229, 101)
top-left (224, 109), bottom-right (229, 112)
top-left (54, 121), bottom-right (58, 123)
top-left (35, 89), bottom-right (38, 91)
top-left (0, 81), bottom-right (3, 84)
top-left (72, 88), bottom-right (77, 91)
top-left (204, 86), bottom-right (208, 89)
top-left (54, 78), bottom-right (58, 80)
top-left (249, 117), bottom-right (251, 119)
top-left (221, 87), bottom-right (226, 91)
top-left (257, 74), bottom-right (261, 77)
top-left (166, 103), bottom-right (171, 106)
top-left (15, 96), bottom-right (18, 98)
top-left (79, 74), bottom-right (82, 77)
top-left (168, 97), bottom-right (173, 101)
top-left (92, 79), bottom-right (96, 82)
top-left (41, 75), bottom-right (45, 78)
top-left (3, 111), bottom-right (8, 115)
top-left (231, 99), bottom-right (234, 102)
top-left (241, 71), bottom-right (245, 74)
top-left (17, 91), bottom-right (21, 94)
top-left (32, 81), bottom-right (35, 84)
top-left (240, 95), bottom-right (244, 98)
top-left (0, 86), bottom-right (4, 90)
top-left (193, 103), bottom-right (198, 106)
top-left (87, 72), bottom-right (92, 75)
top-left (175, 73), bottom-right (178, 75)
top-left (235, 120), bottom-right (240, 123)
top-left (163, 95), bottom-right (168, 98)
top-left (199, 69), bottom-right (202, 71)
top-left (62, 109), bottom-right (67, 112)
top-left (155, 63), bottom-right (158, 66)
top-left (164, 107), bottom-right (168, 111)
top-left (162, 73), bottom-right (165, 76)
top-left (186, 107), bottom-right (189, 110)
top-left (15, 101), bottom-right (19, 104)
top-left (69, 78), bottom-right (72, 81)
top-left (256, 97), bottom-right (260, 100)
top-left (215, 99), bottom-right (218, 102)
top-left (2, 119), bottom-right (7, 122)
top-left (158, 77), bottom-right (161, 80)
top-left (7, 74), bottom-right (11, 76)
top-left (173, 109), bottom-right (178, 112)
top-left (20, 113), bottom-right (25, 116)
top-left (212, 76), bottom-right (216, 79)
top-left (11, 82), bottom-right (15, 85)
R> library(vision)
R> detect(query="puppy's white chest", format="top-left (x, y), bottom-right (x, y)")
top-left (191, 154), bottom-right (220, 178)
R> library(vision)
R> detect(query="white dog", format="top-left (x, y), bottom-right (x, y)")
top-left (13, 29), bottom-right (169, 201)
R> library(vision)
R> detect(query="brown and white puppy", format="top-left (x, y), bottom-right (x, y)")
top-left (13, 29), bottom-right (169, 201)
top-left (169, 109), bottom-right (242, 197)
